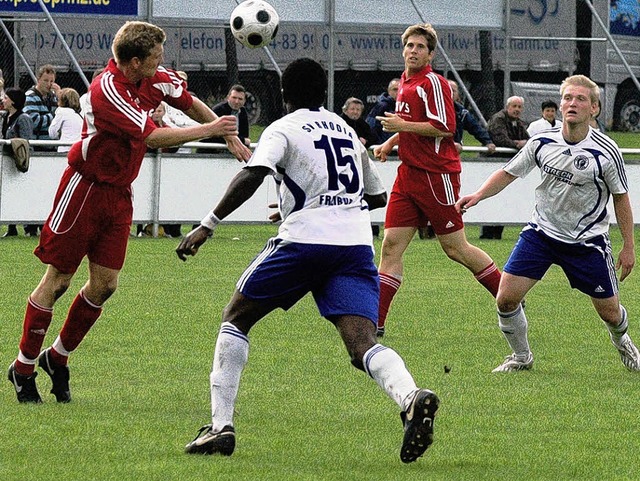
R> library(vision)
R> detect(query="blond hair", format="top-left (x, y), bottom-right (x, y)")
top-left (401, 23), bottom-right (438, 52)
top-left (560, 75), bottom-right (600, 104)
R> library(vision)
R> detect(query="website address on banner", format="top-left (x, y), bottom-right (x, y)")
top-left (2, 0), bottom-right (110, 8)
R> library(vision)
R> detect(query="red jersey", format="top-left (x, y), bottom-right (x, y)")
top-left (396, 65), bottom-right (459, 173)
top-left (68, 59), bottom-right (193, 186)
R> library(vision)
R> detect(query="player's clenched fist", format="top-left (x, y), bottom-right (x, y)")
top-left (209, 115), bottom-right (239, 138)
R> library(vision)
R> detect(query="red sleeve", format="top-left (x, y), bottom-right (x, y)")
top-left (94, 72), bottom-right (157, 140)
top-left (420, 73), bottom-right (455, 133)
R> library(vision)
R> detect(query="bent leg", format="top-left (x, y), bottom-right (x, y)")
top-left (53, 262), bottom-right (119, 364)
top-left (15, 265), bottom-right (74, 375)
top-left (334, 314), bottom-right (418, 410)
top-left (437, 229), bottom-right (501, 296)
top-left (593, 296), bottom-right (640, 370)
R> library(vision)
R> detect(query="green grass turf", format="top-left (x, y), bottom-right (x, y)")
top-left (1, 224), bottom-right (640, 480)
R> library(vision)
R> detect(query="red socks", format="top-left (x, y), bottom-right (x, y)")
top-left (378, 273), bottom-right (401, 329)
top-left (58, 291), bottom-right (103, 356)
top-left (474, 262), bottom-right (501, 297)
top-left (16, 291), bottom-right (103, 374)
top-left (16, 298), bottom-right (54, 375)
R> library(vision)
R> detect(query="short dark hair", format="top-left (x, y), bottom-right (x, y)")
top-left (228, 84), bottom-right (246, 95)
top-left (281, 58), bottom-right (327, 109)
top-left (541, 100), bottom-right (558, 111)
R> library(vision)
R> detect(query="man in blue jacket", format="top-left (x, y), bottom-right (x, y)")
top-left (365, 78), bottom-right (400, 145)
top-left (449, 80), bottom-right (495, 155)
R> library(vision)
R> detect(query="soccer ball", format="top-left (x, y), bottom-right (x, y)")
top-left (230, 0), bottom-right (279, 49)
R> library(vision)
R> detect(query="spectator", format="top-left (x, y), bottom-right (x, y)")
top-left (1, 87), bottom-right (34, 238)
top-left (590, 99), bottom-right (606, 133)
top-left (164, 71), bottom-right (200, 130)
top-left (197, 84), bottom-right (251, 152)
top-left (340, 97), bottom-right (375, 148)
top-left (48, 88), bottom-right (83, 153)
top-left (448, 80), bottom-right (496, 155)
top-left (23, 65), bottom-right (59, 235)
top-left (527, 100), bottom-right (562, 136)
top-left (24, 64), bottom-right (60, 151)
top-left (484, 95), bottom-right (529, 240)
top-left (365, 78), bottom-right (400, 145)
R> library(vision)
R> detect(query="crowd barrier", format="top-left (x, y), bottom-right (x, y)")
top-left (1, 142), bottom-right (639, 229)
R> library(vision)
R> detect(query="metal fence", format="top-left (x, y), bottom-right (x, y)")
top-left (1, 1), bottom-right (640, 130)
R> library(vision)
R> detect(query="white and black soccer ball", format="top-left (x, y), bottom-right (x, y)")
top-left (230, 0), bottom-right (279, 49)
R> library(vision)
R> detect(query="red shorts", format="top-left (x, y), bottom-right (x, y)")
top-left (35, 167), bottom-right (133, 274)
top-left (384, 163), bottom-right (464, 235)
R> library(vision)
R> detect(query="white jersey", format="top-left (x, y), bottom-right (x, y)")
top-left (504, 126), bottom-right (628, 243)
top-left (527, 117), bottom-right (563, 136)
top-left (247, 107), bottom-right (385, 246)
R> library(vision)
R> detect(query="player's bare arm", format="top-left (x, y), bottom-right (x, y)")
top-left (176, 166), bottom-right (272, 261)
top-left (184, 98), bottom-right (252, 162)
top-left (612, 193), bottom-right (636, 281)
top-left (376, 111), bottom-right (453, 138)
top-left (145, 115), bottom-right (238, 149)
top-left (184, 97), bottom-right (218, 123)
top-left (373, 133), bottom-right (399, 162)
top-left (455, 169), bottom-right (517, 213)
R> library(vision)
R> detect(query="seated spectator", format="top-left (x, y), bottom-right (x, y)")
top-left (340, 97), bottom-right (375, 148)
top-left (1, 88), bottom-right (34, 237)
top-left (448, 80), bottom-right (496, 155)
top-left (48, 88), bottom-right (83, 153)
top-left (527, 100), bottom-right (562, 136)
top-left (197, 84), bottom-right (250, 153)
top-left (164, 71), bottom-right (200, 130)
top-left (484, 96), bottom-right (529, 240)
top-left (365, 78), bottom-right (400, 145)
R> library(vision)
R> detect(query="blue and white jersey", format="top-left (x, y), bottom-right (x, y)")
top-left (247, 107), bottom-right (385, 246)
top-left (504, 127), bottom-right (628, 243)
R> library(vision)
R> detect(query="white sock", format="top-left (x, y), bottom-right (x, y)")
top-left (210, 322), bottom-right (249, 432)
top-left (606, 305), bottom-right (629, 346)
top-left (363, 344), bottom-right (418, 411)
top-left (497, 305), bottom-right (531, 358)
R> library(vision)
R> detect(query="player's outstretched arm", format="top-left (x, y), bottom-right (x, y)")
top-left (146, 115), bottom-right (238, 149)
top-left (455, 169), bottom-right (517, 213)
top-left (612, 193), bottom-right (636, 281)
top-left (176, 166), bottom-right (272, 261)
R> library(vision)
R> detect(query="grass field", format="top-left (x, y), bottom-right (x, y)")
top-left (1, 225), bottom-right (640, 481)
